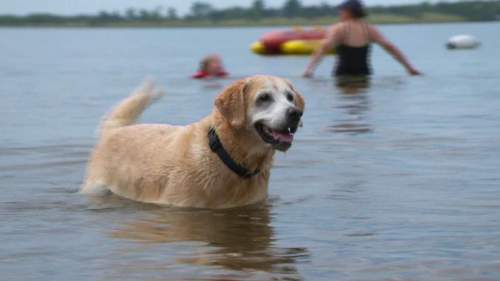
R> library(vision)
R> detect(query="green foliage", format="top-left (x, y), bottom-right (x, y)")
top-left (189, 2), bottom-right (214, 19)
top-left (0, 0), bottom-right (499, 27)
top-left (369, 1), bottom-right (500, 21)
top-left (167, 8), bottom-right (178, 20)
top-left (251, 0), bottom-right (266, 19)
top-left (283, 0), bottom-right (303, 18)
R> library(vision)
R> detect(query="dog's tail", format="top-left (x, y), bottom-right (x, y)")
top-left (99, 80), bottom-right (164, 136)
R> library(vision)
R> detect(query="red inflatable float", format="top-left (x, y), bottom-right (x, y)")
top-left (260, 29), bottom-right (326, 54)
top-left (251, 28), bottom-right (334, 56)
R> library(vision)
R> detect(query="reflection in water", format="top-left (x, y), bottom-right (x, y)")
top-left (200, 80), bottom-right (226, 90)
top-left (328, 79), bottom-right (372, 134)
top-left (335, 76), bottom-right (371, 90)
top-left (109, 203), bottom-right (308, 280)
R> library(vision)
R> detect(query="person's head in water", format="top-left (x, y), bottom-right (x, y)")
top-left (338, 0), bottom-right (367, 21)
top-left (200, 54), bottom-right (225, 75)
top-left (193, 54), bottom-right (228, 79)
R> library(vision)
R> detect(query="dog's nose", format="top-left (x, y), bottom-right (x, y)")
top-left (287, 108), bottom-right (303, 122)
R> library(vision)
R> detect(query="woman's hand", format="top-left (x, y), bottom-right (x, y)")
top-left (407, 67), bottom-right (421, 76)
top-left (303, 68), bottom-right (314, 78)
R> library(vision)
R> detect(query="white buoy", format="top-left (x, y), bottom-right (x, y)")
top-left (446, 34), bottom-right (480, 50)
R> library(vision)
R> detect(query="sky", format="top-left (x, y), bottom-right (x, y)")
top-left (0, 0), bottom-right (435, 16)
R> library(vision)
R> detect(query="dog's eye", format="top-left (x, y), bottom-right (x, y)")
top-left (257, 93), bottom-right (272, 104)
top-left (286, 92), bottom-right (294, 102)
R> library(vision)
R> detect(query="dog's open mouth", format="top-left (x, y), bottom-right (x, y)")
top-left (255, 122), bottom-right (296, 151)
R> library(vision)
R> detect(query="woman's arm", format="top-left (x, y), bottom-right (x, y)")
top-left (369, 25), bottom-right (421, 75)
top-left (303, 25), bottom-right (341, 78)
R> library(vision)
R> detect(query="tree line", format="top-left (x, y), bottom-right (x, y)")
top-left (0, 0), bottom-right (499, 26)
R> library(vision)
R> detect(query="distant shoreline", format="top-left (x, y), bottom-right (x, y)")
top-left (2, 0), bottom-right (499, 28)
top-left (1, 13), bottom-right (499, 28)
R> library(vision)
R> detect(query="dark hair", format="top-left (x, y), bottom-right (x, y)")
top-left (199, 55), bottom-right (218, 72)
top-left (338, 0), bottom-right (367, 18)
top-left (199, 57), bottom-right (211, 72)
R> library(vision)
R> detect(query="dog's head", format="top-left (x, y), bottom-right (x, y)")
top-left (215, 75), bottom-right (305, 152)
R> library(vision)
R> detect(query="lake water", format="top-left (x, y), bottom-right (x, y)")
top-left (1, 22), bottom-right (499, 281)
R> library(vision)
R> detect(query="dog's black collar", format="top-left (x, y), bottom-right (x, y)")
top-left (208, 127), bottom-right (260, 179)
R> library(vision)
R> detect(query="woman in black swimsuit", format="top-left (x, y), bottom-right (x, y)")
top-left (303, 0), bottom-right (420, 81)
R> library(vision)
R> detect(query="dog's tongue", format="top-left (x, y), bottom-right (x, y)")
top-left (272, 131), bottom-right (294, 143)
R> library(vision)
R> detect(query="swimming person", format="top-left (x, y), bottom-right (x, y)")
top-left (303, 0), bottom-right (420, 83)
top-left (192, 54), bottom-right (229, 79)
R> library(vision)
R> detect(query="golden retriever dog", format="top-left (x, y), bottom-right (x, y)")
top-left (81, 76), bottom-right (305, 209)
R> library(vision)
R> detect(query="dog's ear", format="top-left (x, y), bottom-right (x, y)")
top-left (215, 79), bottom-right (248, 128)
